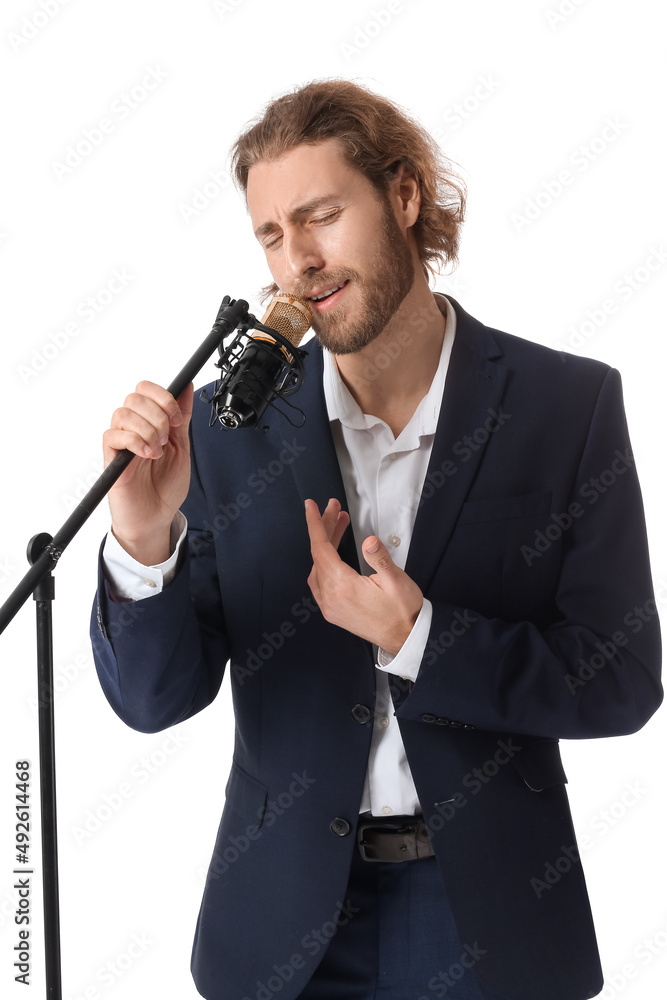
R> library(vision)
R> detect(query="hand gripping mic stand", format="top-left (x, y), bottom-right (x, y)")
top-left (0, 294), bottom-right (267, 999)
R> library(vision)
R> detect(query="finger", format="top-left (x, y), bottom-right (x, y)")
top-left (304, 499), bottom-right (330, 547)
top-left (168, 382), bottom-right (194, 449)
top-left (172, 381), bottom-right (194, 427)
top-left (105, 382), bottom-right (194, 464)
top-left (108, 405), bottom-right (169, 459)
top-left (330, 509), bottom-right (350, 551)
top-left (306, 508), bottom-right (349, 605)
top-left (362, 536), bottom-right (399, 576)
top-left (304, 499), bottom-right (348, 576)
top-left (117, 391), bottom-right (173, 441)
top-left (319, 497), bottom-right (352, 551)
top-left (135, 380), bottom-right (187, 427)
top-left (318, 497), bottom-right (341, 538)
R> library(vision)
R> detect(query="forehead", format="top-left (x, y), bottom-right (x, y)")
top-left (246, 139), bottom-right (374, 230)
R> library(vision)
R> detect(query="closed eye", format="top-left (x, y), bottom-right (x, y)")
top-left (263, 210), bottom-right (340, 251)
top-left (313, 210), bottom-right (339, 225)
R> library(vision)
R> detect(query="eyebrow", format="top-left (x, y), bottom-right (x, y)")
top-left (253, 195), bottom-right (341, 241)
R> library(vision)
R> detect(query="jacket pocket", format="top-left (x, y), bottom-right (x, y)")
top-left (225, 760), bottom-right (268, 829)
top-left (458, 491), bottom-right (552, 525)
top-left (509, 739), bottom-right (568, 792)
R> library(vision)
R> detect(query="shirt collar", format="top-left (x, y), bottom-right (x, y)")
top-left (322, 292), bottom-right (456, 442)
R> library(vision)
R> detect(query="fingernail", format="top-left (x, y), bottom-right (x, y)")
top-left (170, 411), bottom-right (182, 425)
top-left (366, 538), bottom-right (380, 553)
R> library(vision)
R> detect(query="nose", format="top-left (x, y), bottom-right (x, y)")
top-left (281, 226), bottom-right (325, 281)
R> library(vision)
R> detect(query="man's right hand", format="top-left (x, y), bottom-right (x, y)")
top-left (103, 380), bottom-right (194, 565)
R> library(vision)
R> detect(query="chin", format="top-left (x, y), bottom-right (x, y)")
top-left (316, 327), bottom-right (383, 356)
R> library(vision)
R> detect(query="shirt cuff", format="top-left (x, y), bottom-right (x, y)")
top-left (376, 598), bottom-right (432, 683)
top-left (101, 511), bottom-right (188, 602)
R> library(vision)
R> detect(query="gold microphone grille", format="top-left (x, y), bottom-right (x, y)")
top-left (260, 293), bottom-right (312, 347)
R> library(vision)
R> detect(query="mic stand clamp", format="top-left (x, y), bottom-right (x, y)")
top-left (202, 314), bottom-right (308, 431)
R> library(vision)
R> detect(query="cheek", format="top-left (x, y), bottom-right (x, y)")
top-left (324, 228), bottom-right (370, 272)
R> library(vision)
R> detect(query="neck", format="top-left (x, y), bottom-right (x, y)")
top-left (333, 275), bottom-right (446, 437)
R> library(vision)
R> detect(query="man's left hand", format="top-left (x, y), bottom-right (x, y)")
top-left (305, 498), bottom-right (423, 656)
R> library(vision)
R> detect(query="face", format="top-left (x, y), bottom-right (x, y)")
top-left (246, 139), bottom-right (415, 354)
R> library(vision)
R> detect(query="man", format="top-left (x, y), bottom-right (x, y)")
top-left (91, 80), bottom-right (662, 1000)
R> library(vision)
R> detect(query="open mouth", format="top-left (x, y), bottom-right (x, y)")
top-left (308, 280), bottom-right (349, 312)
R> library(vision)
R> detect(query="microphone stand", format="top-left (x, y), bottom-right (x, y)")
top-left (0, 294), bottom-right (250, 999)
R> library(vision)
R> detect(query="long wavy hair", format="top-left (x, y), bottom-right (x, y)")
top-left (230, 79), bottom-right (467, 285)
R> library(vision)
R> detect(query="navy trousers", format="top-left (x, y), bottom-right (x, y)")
top-left (298, 818), bottom-right (507, 1000)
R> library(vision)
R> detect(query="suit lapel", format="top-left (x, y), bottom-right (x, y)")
top-left (284, 339), bottom-right (361, 573)
top-left (286, 299), bottom-right (510, 590)
top-left (404, 297), bottom-right (509, 594)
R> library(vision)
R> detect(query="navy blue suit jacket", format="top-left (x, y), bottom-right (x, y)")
top-left (91, 297), bottom-right (662, 1000)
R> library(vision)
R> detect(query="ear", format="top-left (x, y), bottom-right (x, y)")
top-left (387, 161), bottom-right (421, 231)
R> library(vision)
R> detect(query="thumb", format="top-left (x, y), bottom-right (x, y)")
top-left (169, 382), bottom-right (194, 447)
top-left (362, 536), bottom-right (399, 575)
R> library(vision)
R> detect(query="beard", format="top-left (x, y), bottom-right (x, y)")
top-left (295, 196), bottom-right (415, 356)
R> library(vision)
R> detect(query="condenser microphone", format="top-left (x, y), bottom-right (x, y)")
top-left (205, 293), bottom-right (312, 430)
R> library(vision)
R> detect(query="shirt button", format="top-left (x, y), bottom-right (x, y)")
top-left (388, 534), bottom-right (400, 547)
top-left (381, 806), bottom-right (393, 815)
top-left (378, 716), bottom-right (389, 729)
top-left (143, 579), bottom-right (157, 588)
top-left (388, 453), bottom-right (398, 461)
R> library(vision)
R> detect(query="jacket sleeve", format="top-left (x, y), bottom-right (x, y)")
top-left (90, 428), bottom-right (229, 733)
top-left (397, 368), bottom-right (663, 739)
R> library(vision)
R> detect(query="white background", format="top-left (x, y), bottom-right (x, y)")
top-left (0, 1), bottom-right (665, 998)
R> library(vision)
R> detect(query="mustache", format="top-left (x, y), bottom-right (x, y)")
top-left (259, 269), bottom-right (359, 307)
top-left (291, 269), bottom-right (358, 301)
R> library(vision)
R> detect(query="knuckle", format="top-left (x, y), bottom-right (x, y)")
top-left (112, 406), bottom-right (129, 426)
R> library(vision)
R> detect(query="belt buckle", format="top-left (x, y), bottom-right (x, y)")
top-left (357, 819), bottom-right (413, 862)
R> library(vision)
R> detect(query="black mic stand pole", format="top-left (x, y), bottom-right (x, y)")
top-left (0, 295), bottom-right (249, 999)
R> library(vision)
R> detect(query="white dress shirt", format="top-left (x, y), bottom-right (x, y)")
top-left (102, 293), bottom-right (456, 818)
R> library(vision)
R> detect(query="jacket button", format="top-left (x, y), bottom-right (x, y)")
top-left (435, 717), bottom-right (451, 725)
top-left (351, 704), bottom-right (371, 724)
top-left (421, 714), bottom-right (436, 723)
top-left (330, 817), bottom-right (351, 837)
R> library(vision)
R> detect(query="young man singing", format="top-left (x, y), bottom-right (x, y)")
top-left (92, 80), bottom-right (662, 1000)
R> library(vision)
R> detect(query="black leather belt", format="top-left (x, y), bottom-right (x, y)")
top-left (357, 814), bottom-right (435, 862)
